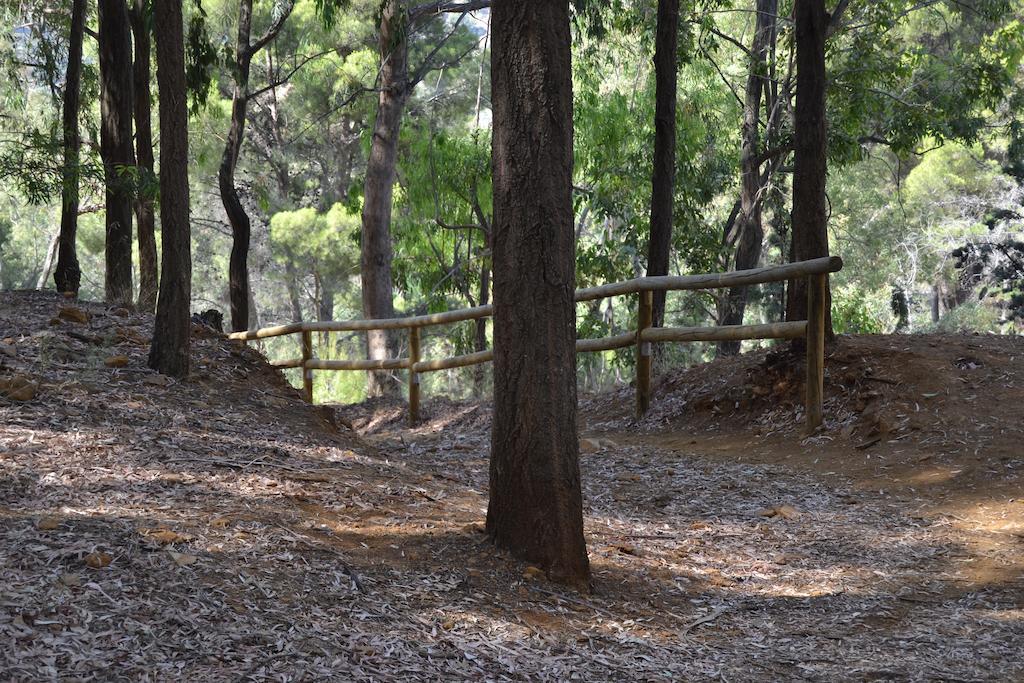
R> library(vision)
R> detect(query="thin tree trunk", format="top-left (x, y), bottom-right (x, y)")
top-left (220, 0), bottom-right (294, 332)
top-left (54, 0), bottom-right (86, 296)
top-left (646, 0), bottom-right (679, 330)
top-left (221, 0), bottom-right (254, 332)
top-left (360, 0), bottom-right (407, 398)
top-left (148, 0), bottom-right (191, 377)
top-left (473, 258), bottom-right (489, 394)
top-left (717, 0), bottom-right (777, 356)
top-left (487, 0), bottom-right (590, 590)
top-left (285, 259), bottom-right (303, 322)
top-left (786, 0), bottom-right (833, 340)
top-left (98, 0), bottom-right (135, 306)
top-left (131, 0), bottom-right (158, 311)
top-left (36, 230), bottom-right (60, 290)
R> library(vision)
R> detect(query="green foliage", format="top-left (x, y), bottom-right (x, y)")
top-left (186, 1), bottom-right (220, 115)
top-left (270, 203), bottom-right (360, 283)
top-left (931, 300), bottom-right (1003, 333)
top-left (831, 285), bottom-right (887, 334)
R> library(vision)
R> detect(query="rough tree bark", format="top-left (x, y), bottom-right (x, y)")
top-left (487, 0), bottom-right (590, 590)
top-left (646, 0), bottom-right (679, 330)
top-left (54, 0), bottom-right (86, 296)
top-left (786, 0), bottom-right (833, 340)
top-left (148, 0), bottom-right (191, 377)
top-left (717, 0), bottom-right (777, 356)
top-left (98, 0), bottom-right (135, 306)
top-left (360, 0), bottom-right (492, 396)
top-left (360, 0), bottom-right (407, 397)
top-left (220, 0), bottom-right (294, 332)
top-left (130, 0), bottom-right (159, 311)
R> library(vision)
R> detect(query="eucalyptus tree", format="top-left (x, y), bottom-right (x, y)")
top-left (647, 0), bottom-right (679, 330)
top-left (149, 0), bottom-right (191, 376)
top-left (130, 0), bottom-right (158, 311)
top-left (220, 0), bottom-right (297, 332)
top-left (54, 0), bottom-right (87, 296)
top-left (98, 0), bottom-right (135, 306)
top-left (359, 0), bottom-right (489, 397)
top-left (487, 0), bottom-right (590, 589)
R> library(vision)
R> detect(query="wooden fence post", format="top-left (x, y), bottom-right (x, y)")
top-left (301, 329), bottom-right (314, 403)
top-left (408, 326), bottom-right (420, 425)
top-left (636, 289), bottom-right (653, 418)
top-left (805, 273), bottom-right (826, 431)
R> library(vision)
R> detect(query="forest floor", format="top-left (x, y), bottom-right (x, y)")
top-left (2, 290), bottom-right (1022, 681)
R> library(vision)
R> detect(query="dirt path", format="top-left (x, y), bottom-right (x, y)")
top-left (2, 292), bottom-right (1022, 681)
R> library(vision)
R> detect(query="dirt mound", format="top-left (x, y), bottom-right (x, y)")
top-left (0, 290), bottom-right (343, 437)
top-left (587, 333), bottom-right (1022, 439)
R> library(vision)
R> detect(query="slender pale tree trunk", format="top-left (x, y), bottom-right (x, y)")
top-left (54, 0), bottom-right (86, 296)
top-left (98, 0), bottom-right (135, 306)
top-left (36, 231), bottom-right (59, 290)
top-left (787, 0), bottom-right (833, 340)
top-left (646, 0), bottom-right (679, 330)
top-left (130, 0), bottom-right (159, 311)
top-left (149, 0), bottom-right (191, 377)
top-left (487, 0), bottom-right (590, 591)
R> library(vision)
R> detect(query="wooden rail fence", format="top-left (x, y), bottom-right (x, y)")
top-left (228, 256), bottom-right (842, 430)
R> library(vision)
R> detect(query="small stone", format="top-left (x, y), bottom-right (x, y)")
top-left (522, 566), bottom-right (545, 580)
top-left (0, 375), bottom-right (38, 401)
top-left (58, 306), bottom-right (90, 324)
top-left (83, 551), bottom-right (112, 569)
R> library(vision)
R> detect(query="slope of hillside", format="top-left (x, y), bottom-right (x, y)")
top-left (2, 292), bottom-right (1021, 681)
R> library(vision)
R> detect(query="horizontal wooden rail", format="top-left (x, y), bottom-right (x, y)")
top-left (413, 349), bottom-right (494, 373)
top-left (227, 257), bottom-right (843, 342)
top-left (232, 257), bottom-right (841, 432)
top-left (307, 357), bottom-right (411, 371)
top-left (576, 332), bottom-right (636, 353)
top-left (641, 321), bottom-right (807, 344)
top-left (574, 256), bottom-right (841, 303)
top-left (269, 358), bottom-right (305, 369)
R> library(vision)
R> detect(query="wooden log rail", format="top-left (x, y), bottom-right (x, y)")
top-left (228, 256), bottom-right (842, 430)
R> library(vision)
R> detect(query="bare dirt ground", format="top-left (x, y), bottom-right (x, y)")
top-left (2, 290), bottom-right (1022, 681)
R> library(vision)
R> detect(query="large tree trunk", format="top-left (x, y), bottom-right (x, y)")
top-left (130, 0), bottom-right (158, 311)
top-left (487, 0), bottom-right (590, 590)
top-left (98, 0), bottom-right (135, 306)
top-left (717, 0), bottom-right (777, 356)
top-left (360, 0), bottom-right (407, 398)
top-left (221, 0), bottom-right (254, 332)
top-left (54, 0), bottom-right (86, 296)
top-left (786, 0), bottom-right (833, 339)
top-left (646, 0), bottom-right (679, 330)
top-left (148, 0), bottom-right (191, 377)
